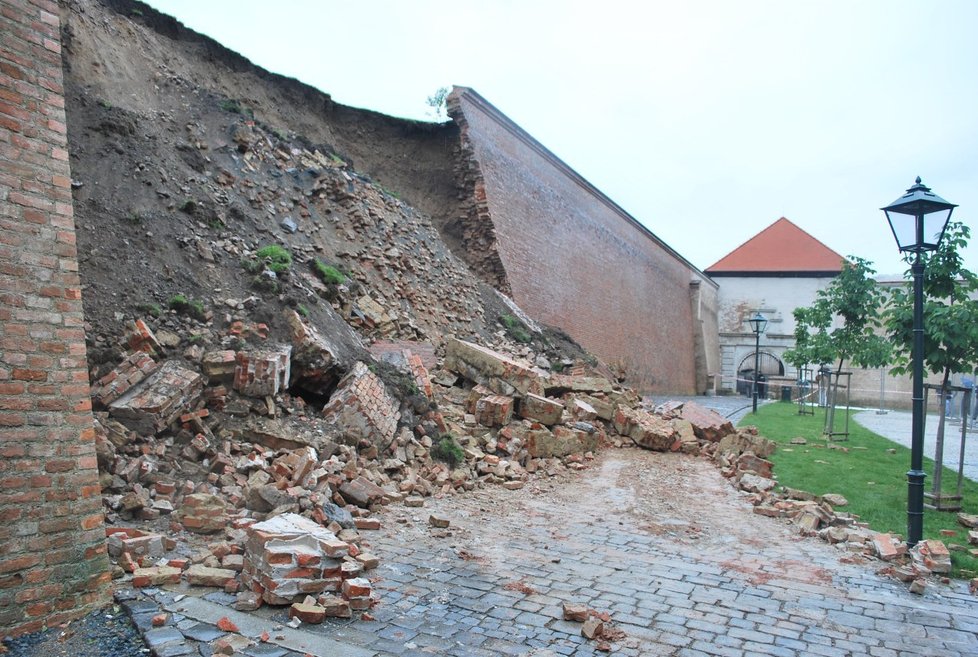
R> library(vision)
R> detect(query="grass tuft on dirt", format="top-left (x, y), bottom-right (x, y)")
top-left (740, 401), bottom-right (978, 578)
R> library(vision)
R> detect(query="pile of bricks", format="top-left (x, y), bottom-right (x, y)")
top-left (174, 493), bottom-right (227, 535)
top-left (108, 360), bottom-right (204, 434)
top-left (91, 351), bottom-right (159, 409)
top-left (241, 514), bottom-right (350, 605)
top-left (127, 319), bottom-right (163, 355)
top-left (233, 346), bottom-right (291, 397)
top-left (703, 423), bottom-right (962, 595)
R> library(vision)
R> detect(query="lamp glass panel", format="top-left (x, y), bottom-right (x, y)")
top-left (885, 210), bottom-right (918, 251)
top-left (922, 208), bottom-right (952, 247)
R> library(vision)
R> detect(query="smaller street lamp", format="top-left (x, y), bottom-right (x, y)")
top-left (882, 176), bottom-right (956, 548)
top-left (748, 312), bottom-right (768, 414)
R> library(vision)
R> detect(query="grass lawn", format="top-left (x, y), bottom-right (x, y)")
top-left (739, 400), bottom-right (978, 578)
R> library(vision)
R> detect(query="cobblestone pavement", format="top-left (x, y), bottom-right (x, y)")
top-left (127, 447), bottom-right (978, 657)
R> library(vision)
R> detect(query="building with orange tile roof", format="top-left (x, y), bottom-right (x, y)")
top-left (705, 218), bottom-right (845, 396)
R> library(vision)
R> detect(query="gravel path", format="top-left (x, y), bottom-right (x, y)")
top-left (2, 606), bottom-right (144, 657)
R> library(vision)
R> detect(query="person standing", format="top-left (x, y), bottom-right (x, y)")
top-left (817, 365), bottom-right (831, 407)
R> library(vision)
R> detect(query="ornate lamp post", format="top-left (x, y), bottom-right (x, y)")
top-left (748, 312), bottom-right (768, 414)
top-left (882, 176), bottom-right (956, 547)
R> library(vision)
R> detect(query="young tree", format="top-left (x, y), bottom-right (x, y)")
top-left (425, 86), bottom-right (450, 120)
top-left (884, 221), bottom-right (978, 492)
top-left (784, 256), bottom-right (891, 436)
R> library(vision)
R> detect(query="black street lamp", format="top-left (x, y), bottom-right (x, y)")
top-left (882, 176), bottom-right (956, 547)
top-left (748, 312), bottom-right (768, 414)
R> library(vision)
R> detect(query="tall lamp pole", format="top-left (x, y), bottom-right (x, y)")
top-left (882, 177), bottom-right (956, 547)
top-left (748, 312), bottom-right (768, 414)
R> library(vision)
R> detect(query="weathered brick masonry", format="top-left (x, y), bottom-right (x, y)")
top-left (0, 0), bottom-right (111, 635)
top-left (448, 88), bottom-right (718, 393)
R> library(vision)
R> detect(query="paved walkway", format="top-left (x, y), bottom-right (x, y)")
top-left (124, 447), bottom-right (978, 657)
top-left (854, 410), bottom-right (978, 483)
top-left (115, 395), bottom-right (978, 657)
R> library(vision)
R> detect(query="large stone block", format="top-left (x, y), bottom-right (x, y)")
top-left (474, 394), bottom-right (513, 427)
top-left (445, 339), bottom-right (541, 396)
top-left (572, 393), bottom-right (616, 421)
top-left (91, 351), bottom-right (159, 409)
top-left (680, 402), bottom-right (735, 442)
top-left (234, 346), bottom-right (292, 397)
top-left (109, 360), bottom-right (204, 434)
top-left (339, 476), bottom-right (388, 508)
top-left (201, 350), bottom-right (237, 380)
top-left (524, 426), bottom-right (598, 458)
top-left (544, 374), bottom-right (614, 396)
top-left (613, 406), bottom-right (678, 451)
top-left (519, 393), bottom-right (564, 426)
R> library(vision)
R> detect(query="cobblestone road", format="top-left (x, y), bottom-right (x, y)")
top-left (273, 448), bottom-right (978, 657)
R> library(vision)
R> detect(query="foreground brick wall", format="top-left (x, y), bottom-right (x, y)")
top-left (449, 88), bottom-right (716, 393)
top-left (0, 0), bottom-right (111, 635)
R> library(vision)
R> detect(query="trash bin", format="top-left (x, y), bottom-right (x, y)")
top-left (781, 385), bottom-right (792, 402)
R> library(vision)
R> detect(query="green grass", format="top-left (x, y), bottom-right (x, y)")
top-left (255, 245), bottom-right (292, 274)
top-left (219, 98), bottom-right (254, 118)
top-left (741, 401), bottom-right (978, 577)
top-left (499, 314), bottom-right (532, 344)
top-left (431, 434), bottom-right (464, 468)
top-left (168, 294), bottom-right (206, 321)
top-left (135, 302), bottom-right (161, 318)
top-left (313, 260), bottom-right (346, 285)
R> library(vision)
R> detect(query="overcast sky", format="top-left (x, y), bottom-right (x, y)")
top-left (145, 0), bottom-right (978, 277)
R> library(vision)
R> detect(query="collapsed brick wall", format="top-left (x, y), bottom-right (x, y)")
top-left (447, 105), bottom-right (512, 295)
top-left (0, 0), bottom-right (111, 635)
top-left (448, 88), bottom-right (717, 393)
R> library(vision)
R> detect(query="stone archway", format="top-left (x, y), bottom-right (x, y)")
top-left (736, 351), bottom-right (785, 397)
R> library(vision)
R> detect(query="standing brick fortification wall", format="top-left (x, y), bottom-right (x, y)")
top-left (0, 0), bottom-right (111, 635)
top-left (448, 88), bottom-right (717, 393)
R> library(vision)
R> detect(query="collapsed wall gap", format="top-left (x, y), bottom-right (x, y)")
top-left (288, 377), bottom-right (340, 411)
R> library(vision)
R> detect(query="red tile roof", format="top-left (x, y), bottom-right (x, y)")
top-left (705, 217), bottom-right (845, 274)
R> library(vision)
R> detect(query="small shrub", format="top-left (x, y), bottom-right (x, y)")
top-left (130, 8), bottom-right (143, 17)
top-left (551, 360), bottom-right (565, 373)
top-left (125, 211), bottom-right (142, 225)
top-left (297, 304), bottom-right (310, 318)
top-left (431, 434), bottom-right (464, 468)
top-left (500, 314), bottom-right (532, 344)
top-left (219, 99), bottom-right (254, 119)
top-left (97, 98), bottom-right (112, 109)
top-left (179, 198), bottom-right (196, 214)
top-left (255, 245), bottom-right (292, 274)
top-left (313, 260), bottom-right (346, 285)
top-left (136, 302), bottom-right (161, 318)
top-left (168, 294), bottom-right (206, 321)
